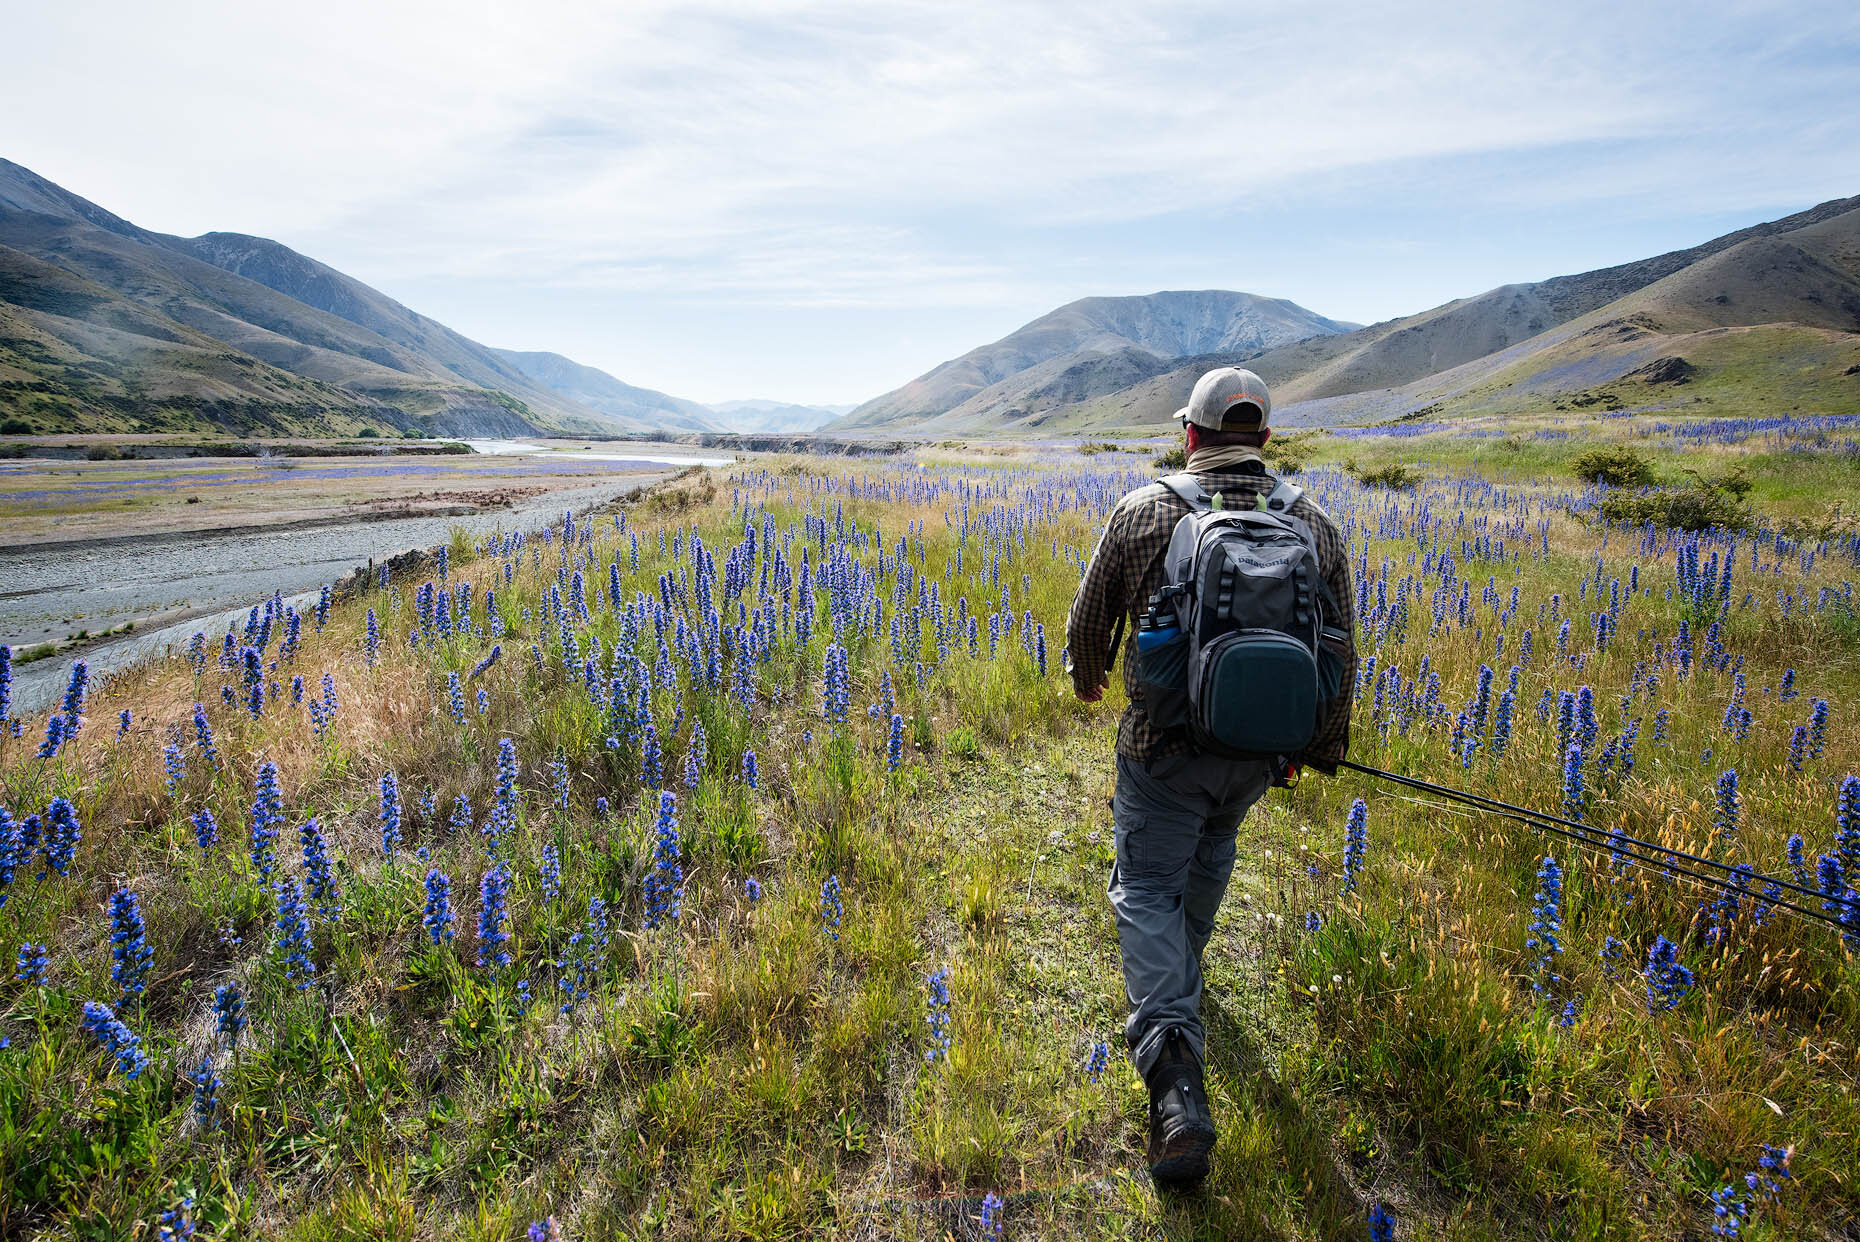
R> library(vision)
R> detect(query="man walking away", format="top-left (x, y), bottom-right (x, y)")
top-left (1066, 366), bottom-right (1357, 1188)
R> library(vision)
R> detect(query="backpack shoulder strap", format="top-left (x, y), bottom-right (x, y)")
top-left (1158, 473), bottom-right (1212, 511)
top-left (1262, 475), bottom-right (1303, 513)
top-left (1167, 470), bottom-right (1301, 514)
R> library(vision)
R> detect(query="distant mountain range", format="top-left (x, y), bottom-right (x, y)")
top-left (8, 154), bottom-right (1852, 442)
top-left (0, 158), bottom-right (801, 438)
top-left (833, 290), bottom-right (1356, 432)
top-left (705, 398), bottom-right (852, 433)
top-left (832, 197), bottom-right (1860, 435)
top-left (488, 348), bottom-right (717, 432)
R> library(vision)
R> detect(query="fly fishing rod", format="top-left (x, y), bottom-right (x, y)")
top-left (1338, 760), bottom-right (1855, 936)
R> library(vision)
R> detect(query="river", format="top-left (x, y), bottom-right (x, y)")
top-left (2, 465), bottom-right (695, 717)
top-left (459, 439), bottom-right (733, 467)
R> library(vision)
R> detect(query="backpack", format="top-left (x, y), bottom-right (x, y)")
top-left (1133, 472), bottom-right (1345, 760)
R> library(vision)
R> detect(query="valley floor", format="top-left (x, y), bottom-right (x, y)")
top-left (0, 455), bottom-right (685, 714)
top-left (2, 446), bottom-right (1857, 1240)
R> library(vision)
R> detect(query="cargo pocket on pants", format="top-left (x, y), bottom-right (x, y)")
top-left (1114, 811), bottom-right (1149, 877)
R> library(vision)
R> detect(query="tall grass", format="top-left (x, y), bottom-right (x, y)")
top-left (0, 448), bottom-right (1855, 1239)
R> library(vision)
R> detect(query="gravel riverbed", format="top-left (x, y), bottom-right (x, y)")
top-left (3, 471), bottom-right (674, 716)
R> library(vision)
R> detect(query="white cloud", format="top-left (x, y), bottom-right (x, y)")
top-left (5, 0), bottom-right (1857, 400)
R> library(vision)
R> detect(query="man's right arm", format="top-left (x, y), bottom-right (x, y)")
top-left (1066, 506), bottom-right (1127, 701)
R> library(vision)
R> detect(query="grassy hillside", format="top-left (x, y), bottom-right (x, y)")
top-left (1005, 210), bottom-right (1860, 437)
top-left (1234, 193), bottom-right (1860, 411)
top-left (1290, 207), bottom-right (1860, 429)
top-left (0, 160), bottom-right (676, 439)
top-left (489, 350), bottom-right (722, 434)
top-left (0, 245), bottom-right (411, 438)
top-left (932, 199), bottom-right (1860, 439)
top-left (1, 441), bottom-right (1857, 1238)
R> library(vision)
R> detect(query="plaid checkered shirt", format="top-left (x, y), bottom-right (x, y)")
top-left (1065, 461), bottom-right (1357, 771)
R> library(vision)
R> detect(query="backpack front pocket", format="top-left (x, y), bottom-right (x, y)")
top-left (1193, 629), bottom-right (1319, 755)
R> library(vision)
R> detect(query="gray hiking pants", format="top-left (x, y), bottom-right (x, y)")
top-left (1110, 751), bottom-right (1273, 1078)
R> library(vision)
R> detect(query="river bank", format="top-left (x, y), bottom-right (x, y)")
top-left (2, 470), bottom-right (677, 717)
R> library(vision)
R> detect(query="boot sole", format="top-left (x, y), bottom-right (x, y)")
top-left (1148, 1123), bottom-right (1217, 1187)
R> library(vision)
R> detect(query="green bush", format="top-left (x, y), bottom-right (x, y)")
top-left (1597, 485), bottom-right (1748, 532)
top-left (1077, 441), bottom-right (1121, 455)
top-left (356, 427), bottom-right (380, 438)
top-left (1572, 445), bottom-right (1655, 488)
top-left (1264, 429), bottom-right (1324, 473)
top-left (1596, 465), bottom-right (1756, 531)
top-left (0, 417), bottom-right (31, 435)
top-left (1706, 466), bottom-right (1752, 498)
top-left (1154, 446), bottom-right (1187, 470)
top-left (1350, 462), bottom-right (1423, 490)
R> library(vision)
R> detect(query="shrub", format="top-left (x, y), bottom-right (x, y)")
top-left (1264, 429), bottom-right (1324, 474)
top-left (1572, 445), bottom-right (1655, 488)
top-left (1078, 441), bottom-right (1121, 455)
top-left (1154, 446), bottom-right (1187, 470)
top-left (1597, 465), bottom-right (1756, 531)
top-left (1597, 485), bottom-right (1748, 532)
top-left (1350, 462), bottom-right (1423, 490)
top-left (357, 427), bottom-right (380, 439)
top-left (0, 418), bottom-right (31, 435)
top-left (1707, 466), bottom-right (1752, 498)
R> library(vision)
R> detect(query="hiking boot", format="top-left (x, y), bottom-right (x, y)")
top-left (1145, 1029), bottom-right (1216, 1187)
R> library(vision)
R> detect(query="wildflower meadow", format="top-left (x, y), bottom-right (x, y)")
top-left (0, 442), bottom-right (1856, 1240)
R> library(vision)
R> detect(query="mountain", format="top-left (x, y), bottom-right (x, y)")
top-left (830, 290), bottom-right (1356, 432)
top-left (1252, 203), bottom-right (1860, 428)
top-left (902, 194), bottom-right (1860, 435)
top-left (1258, 194), bottom-right (1860, 411)
top-left (706, 398), bottom-right (845, 433)
top-left (0, 159), bottom-right (703, 438)
top-left (490, 349), bottom-right (721, 432)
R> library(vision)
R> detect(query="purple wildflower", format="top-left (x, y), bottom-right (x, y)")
top-left (81, 1000), bottom-right (151, 1079)
top-left (107, 887), bottom-right (153, 1004)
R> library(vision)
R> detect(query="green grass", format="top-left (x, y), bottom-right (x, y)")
top-left (1, 443), bottom-right (1857, 1239)
top-left (1251, 416), bottom-right (1860, 531)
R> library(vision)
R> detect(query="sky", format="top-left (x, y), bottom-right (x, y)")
top-left (7, 1), bottom-right (1859, 407)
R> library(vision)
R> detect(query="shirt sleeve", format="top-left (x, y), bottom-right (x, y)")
top-left (1066, 504), bottom-right (1128, 695)
top-left (1301, 516), bottom-right (1357, 773)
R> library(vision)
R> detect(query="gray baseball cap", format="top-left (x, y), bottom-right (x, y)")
top-left (1175, 366), bottom-right (1272, 430)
